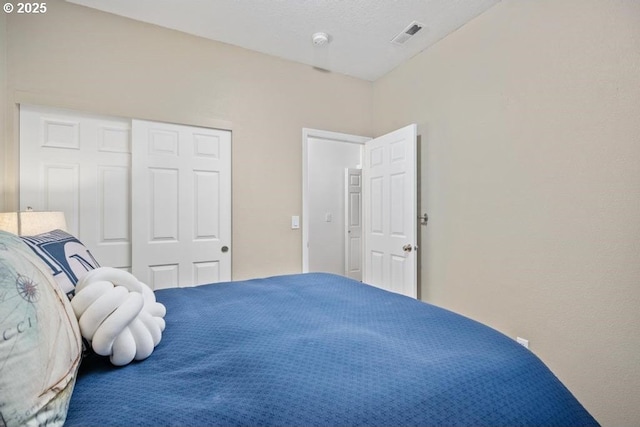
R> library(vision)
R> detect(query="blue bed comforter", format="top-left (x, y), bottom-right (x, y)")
top-left (65, 273), bottom-right (598, 426)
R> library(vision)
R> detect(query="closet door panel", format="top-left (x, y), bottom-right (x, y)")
top-left (20, 104), bottom-right (132, 271)
top-left (132, 119), bottom-right (231, 289)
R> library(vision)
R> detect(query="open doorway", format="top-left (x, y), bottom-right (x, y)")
top-left (302, 129), bottom-right (370, 278)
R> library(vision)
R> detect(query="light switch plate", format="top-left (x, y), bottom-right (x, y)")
top-left (291, 215), bottom-right (300, 229)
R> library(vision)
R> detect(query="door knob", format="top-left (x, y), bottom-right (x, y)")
top-left (402, 244), bottom-right (413, 252)
top-left (221, 246), bottom-right (229, 253)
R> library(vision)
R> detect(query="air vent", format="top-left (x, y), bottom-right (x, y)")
top-left (391, 21), bottom-right (425, 45)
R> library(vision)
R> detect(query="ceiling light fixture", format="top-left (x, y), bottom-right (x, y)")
top-left (311, 32), bottom-right (330, 46)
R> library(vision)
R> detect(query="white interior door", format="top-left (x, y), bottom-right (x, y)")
top-left (19, 104), bottom-right (132, 270)
top-left (345, 168), bottom-right (362, 281)
top-left (363, 124), bottom-right (417, 298)
top-left (132, 119), bottom-right (231, 289)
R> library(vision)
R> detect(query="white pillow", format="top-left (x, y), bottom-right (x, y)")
top-left (72, 267), bottom-right (166, 366)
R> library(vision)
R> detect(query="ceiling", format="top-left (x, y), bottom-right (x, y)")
top-left (66, 0), bottom-right (501, 82)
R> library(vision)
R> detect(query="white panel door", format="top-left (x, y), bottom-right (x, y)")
top-left (345, 168), bottom-right (362, 281)
top-left (132, 119), bottom-right (231, 289)
top-left (363, 124), bottom-right (417, 298)
top-left (20, 104), bottom-right (132, 270)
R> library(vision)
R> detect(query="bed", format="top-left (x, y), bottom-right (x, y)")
top-left (0, 230), bottom-right (598, 426)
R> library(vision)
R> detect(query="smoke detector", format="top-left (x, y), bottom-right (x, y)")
top-left (391, 21), bottom-right (425, 45)
top-left (312, 32), bottom-right (330, 46)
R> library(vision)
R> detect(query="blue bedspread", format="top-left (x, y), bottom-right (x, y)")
top-left (66, 273), bottom-right (598, 426)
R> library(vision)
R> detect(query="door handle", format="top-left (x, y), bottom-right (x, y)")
top-left (402, 244), bottom-right (413, 253)
top-left (221, 246), bottom-right (229, 253)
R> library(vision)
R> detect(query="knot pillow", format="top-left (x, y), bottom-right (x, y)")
top-left (71, 267), bottom-right (166, 366)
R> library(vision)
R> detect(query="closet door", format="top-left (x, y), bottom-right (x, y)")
top-left (19, 104), bottom-right (132, 270)
top-left (131, 120), bottom-right (231, 289)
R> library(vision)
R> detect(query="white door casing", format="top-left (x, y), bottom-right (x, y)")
top-left (345, 168), bottom-right (362, 281)
top-left (19, 104), bottom-right (132, 271)
top-left (363, 124), bottom-right (417, 298)
top-left (131, 119), bottom-right (231, 289)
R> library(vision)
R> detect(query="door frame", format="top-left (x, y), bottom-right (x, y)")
top-left (301, 128), bottom-right (370, 273)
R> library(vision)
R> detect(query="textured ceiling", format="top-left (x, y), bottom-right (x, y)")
top-left (66, 0), bottom-right (501, 81)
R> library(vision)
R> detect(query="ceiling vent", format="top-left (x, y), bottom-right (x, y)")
top-left (391, 21), bottom-right (425, 45)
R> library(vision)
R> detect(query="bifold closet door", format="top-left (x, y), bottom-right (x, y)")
top-left (131, 119), bottom-right (231, 290)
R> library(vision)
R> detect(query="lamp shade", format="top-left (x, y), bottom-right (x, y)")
top-left (0, 212), bottom-right (19, 234)
top-left (0, 211), bottom-right (68, 236)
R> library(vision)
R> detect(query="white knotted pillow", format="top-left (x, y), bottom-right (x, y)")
top-left (71, 267), bottom-right (166, 366)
